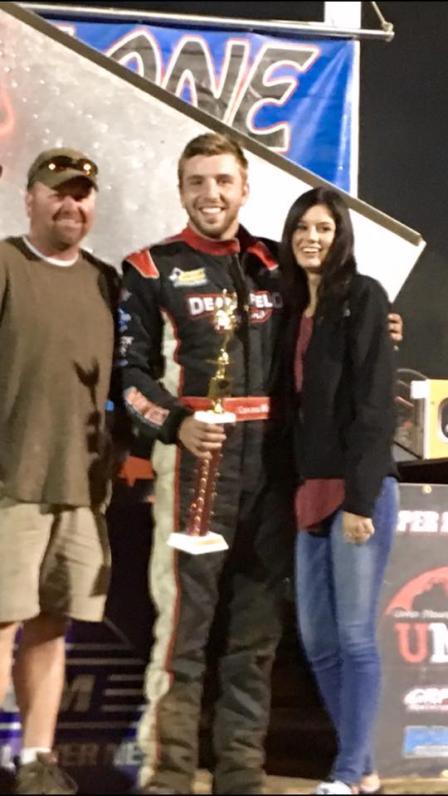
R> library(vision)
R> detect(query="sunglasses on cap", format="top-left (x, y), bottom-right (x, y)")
top-left (41, 155), bottom-right (98, 177)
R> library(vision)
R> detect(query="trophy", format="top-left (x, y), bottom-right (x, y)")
top-left (168, 291), bottom-right (238, 554)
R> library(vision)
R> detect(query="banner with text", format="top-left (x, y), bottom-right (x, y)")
top-left (53, 18), bottom-right (356, 192)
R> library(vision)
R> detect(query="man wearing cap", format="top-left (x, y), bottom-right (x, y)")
top-left (0, 148), bottom-right (122, 794)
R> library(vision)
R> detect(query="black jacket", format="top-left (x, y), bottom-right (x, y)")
top-left (284, 273), bottom-right (397, 518)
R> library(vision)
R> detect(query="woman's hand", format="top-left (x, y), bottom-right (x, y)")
top-left (342, 511), bottom-right (375, 544)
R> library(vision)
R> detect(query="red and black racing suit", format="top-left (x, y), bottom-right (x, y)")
top-left (119, 224), bottom-right (293, 795)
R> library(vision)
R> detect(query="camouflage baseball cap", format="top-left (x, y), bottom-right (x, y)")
top-left (27, 147), bottom-right (98, 189)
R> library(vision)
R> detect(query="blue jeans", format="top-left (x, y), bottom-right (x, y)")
top-left (295, 477), bottom-right (399, 785)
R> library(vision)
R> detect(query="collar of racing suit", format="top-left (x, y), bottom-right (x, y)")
top-left (179, 225), bottom-right (277, 271)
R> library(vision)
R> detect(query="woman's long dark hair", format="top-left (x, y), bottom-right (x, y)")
top-left (279, 187), bottom-right (357, 317)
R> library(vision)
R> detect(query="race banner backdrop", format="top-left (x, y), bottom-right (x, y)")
top-left (52, 18), bottom-right (357, 192)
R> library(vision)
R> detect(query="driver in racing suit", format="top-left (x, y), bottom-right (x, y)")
top-left (118, 133), bottom-right (291, 795)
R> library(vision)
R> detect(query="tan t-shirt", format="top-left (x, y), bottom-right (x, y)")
top-left (0, 237), bottom-right (118, 507)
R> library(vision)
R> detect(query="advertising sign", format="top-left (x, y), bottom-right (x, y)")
top-left (377, 484), bottom-right (448, 776)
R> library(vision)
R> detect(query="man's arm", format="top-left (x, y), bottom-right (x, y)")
top-left (119, 258), bottom-right (191, 445)
top-left (104, 266), bottom-right (133, 471)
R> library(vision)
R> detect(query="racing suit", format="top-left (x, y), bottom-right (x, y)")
top-left (119, 224), bottom-right (293, 794)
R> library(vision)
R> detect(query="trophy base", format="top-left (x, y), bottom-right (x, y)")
top-left (168, 531), bottom-right (229, 555)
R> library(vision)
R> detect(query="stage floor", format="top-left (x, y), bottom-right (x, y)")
top-left (195, 771), bottom-right (448, 794)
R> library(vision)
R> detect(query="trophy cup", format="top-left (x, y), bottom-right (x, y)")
top-left (168, 291), bottom-right (238, 554)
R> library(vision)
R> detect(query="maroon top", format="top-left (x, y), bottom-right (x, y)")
top-left (294, 314), bottom-right (345, 531)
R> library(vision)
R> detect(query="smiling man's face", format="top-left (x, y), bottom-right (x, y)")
top-left (25, 177), bottom-right (96, 258)
top-left (179, 153), bottom-right (249, 241)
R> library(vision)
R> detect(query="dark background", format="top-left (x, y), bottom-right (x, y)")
top-left (25, 0), bottom-right (448, 376)
top-left (357, 1), bottom-right (447, 380)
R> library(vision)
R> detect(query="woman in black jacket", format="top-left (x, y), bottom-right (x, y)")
top-left (279, 187), bottom-right (398, 796)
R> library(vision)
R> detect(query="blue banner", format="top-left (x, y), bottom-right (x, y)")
top-left (53, 19), bottom-right (356, 191)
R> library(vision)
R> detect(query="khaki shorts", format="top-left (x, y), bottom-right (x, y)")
top-left (0, 498), bottom-right (111, 623)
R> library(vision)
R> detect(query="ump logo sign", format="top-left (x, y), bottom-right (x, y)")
top-left (384, 567), bottom-right (448, 665)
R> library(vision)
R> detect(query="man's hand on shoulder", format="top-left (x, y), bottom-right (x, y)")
top-left (388, 312), bottom-right (403, 343)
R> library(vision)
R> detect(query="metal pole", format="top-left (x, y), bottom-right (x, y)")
top-left (19, 2), bottom-right (395, 41)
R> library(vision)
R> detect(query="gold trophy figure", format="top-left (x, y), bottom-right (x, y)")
top-left (168, 291), bottom-right (238, 554)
